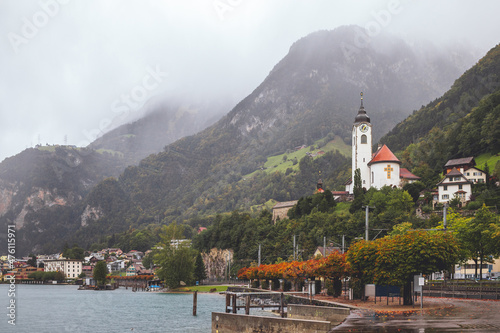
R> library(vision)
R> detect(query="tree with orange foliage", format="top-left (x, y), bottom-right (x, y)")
top-left (347, 230), bottom-right (460, 304)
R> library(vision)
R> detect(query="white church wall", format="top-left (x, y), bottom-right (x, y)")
top-left (370, 162), bottom-right (400, 190)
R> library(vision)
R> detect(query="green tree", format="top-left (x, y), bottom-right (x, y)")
top-left (27, 254), bottom-right (37, 267)
top-left (93, 261), bottom-right (109, 286)
top-left (443, 206), bottom-right (500, 279)
top-left (154, 223), bottom-right (196, 289)
top-left (54, 271), bottom-right (65, 282)
top-left (194, 252), bottom-right (207, 283)
top-left (349, 168), bottom-right (364, 213)
top-left (142, 253), bottom-right (154, 270)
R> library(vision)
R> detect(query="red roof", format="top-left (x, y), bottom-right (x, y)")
top-left (400, 168), bottom-right (420, 180)
top-left (368, 145), bottom-right (401, 165)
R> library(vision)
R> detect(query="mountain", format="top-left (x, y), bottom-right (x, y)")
top-left (0, 101), bottom-right (224, 255)
top-left (0, 26), bottom-right (479, 255)
top-left (90, 99), bottom-right (226, 166)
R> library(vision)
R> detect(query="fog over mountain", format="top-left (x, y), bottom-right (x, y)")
top-left (1, 0), bottom-right (499, 161)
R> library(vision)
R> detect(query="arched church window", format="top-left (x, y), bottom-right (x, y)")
top-left (372, 172), bottom-right (374, 184)
top-left (361, 134), bottom-right (367, 144)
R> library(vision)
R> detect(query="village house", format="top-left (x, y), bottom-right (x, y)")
top-left (107, 260), bottom-right (126, 273)
top-left (126, 263), bottom-right (148, 276)
top-left (436, 167), bottom-right (473, 206)
top-left (44, 259), bottom-right (83, 279)
top-left (13, 266), bottom-right (44, 280)
top-left (313, 246), bottom-right (341, 258)
top-left (443, 157), bottom-right (487, 184)
top-left (454, 258), bottom-right (500, 280)
top-left (271, 200), bottom-right (298, 223)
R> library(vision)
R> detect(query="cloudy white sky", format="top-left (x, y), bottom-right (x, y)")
top-left (1, 0), bottom-right (499, 162)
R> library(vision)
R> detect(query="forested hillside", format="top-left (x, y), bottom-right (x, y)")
top-left (381, 44), bottom-right (500, 174)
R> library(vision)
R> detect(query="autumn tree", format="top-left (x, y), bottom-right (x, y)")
top-left (347, 230), bottom-right (461, 305)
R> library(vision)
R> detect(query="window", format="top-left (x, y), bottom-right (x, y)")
top-left (466, 172), bottom-right (470, 176)
top-left (361, 134), bottom-right (367, 144)
top-left (478, 179), bottom-right (484, 183)
top-left (372, 172), bottom-right (374, 184)
top-left (444, 185), bottom-right (447, 191)
top-left (363, 180), bottom-right (365, 184)
top-left (459, 185), bottom-right (463, 190)
top-left (454, 177), bottom-right (460, 181)
top-left (442, 194), bottom-right (449, 200)
top-left (363, 158), bottom-right (365, 162)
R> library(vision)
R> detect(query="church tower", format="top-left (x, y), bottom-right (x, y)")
top-left (351, 92), bottom-right (372, 193)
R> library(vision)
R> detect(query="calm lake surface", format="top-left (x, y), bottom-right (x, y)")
top-left (0, 284), bottom-right (225, 333)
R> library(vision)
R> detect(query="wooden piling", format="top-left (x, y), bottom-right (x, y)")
top-left (226, 293), bottom-right (231, 313)
top-left (245, 295), bottom-right (250, 315)
top-left (281, 293), bottom-right (285, 318)
top-left (193, 291), bottom-right (197, 316)
top-left (232, 293), bottom-right (237, 313)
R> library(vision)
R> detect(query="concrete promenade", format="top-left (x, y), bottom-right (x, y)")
top-left (332, 297), bottom-right (500, 332)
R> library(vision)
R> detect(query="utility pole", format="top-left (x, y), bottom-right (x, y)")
top-left (362, 206), bottom-right (375, 241)
top-left (443, 203), bottom-right (448, 230)
top-left (258, 244), bottom-right (261, 266)
top-left (293, 235), bottom-right (296, 261)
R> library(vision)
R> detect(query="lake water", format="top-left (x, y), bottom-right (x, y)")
top-left (0, 284), bottom-right (225, 333)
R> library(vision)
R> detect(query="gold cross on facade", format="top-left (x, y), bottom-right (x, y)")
top-left (384, 165), bottom-right (393, 179)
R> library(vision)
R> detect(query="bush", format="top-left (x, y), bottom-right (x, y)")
top-left (283, 280), bottom-right (292, 292)
top-left (271, 279), bottom-right (280, 291)
top-left (315, 279), bottom-right (322, 295)
top-left (325, 278), bottom-right (343, 297)
top-left (261, 280), bottom-right (269, 290)
top-left (251, 280), bottom-right (260, 288)
top-left (465, 200), bottom-right (482, 210)
top-left (421, 204), bottom-right (433, 213)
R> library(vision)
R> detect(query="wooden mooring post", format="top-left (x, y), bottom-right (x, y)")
top-left (226, 293), bottom-right (231, 313)
top-left (245, 295), bottom-right (250, 315)
top-left (193, 291), bottom-right (197, 316)
top-left (232, 293), bottom-right (237, 314)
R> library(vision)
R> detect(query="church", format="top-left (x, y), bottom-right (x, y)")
top-left (345, 93), bottom-right (420, 194)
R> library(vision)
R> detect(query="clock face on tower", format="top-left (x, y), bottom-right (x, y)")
top-left (360, 124), bottom-right (368, 133)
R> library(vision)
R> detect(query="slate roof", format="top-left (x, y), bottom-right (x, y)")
top-left (444, 157), bottom-right (475, 167)
top-left (272, 200), bottom-right (298, 209)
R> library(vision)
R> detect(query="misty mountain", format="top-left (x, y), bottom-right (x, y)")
top-left (0, 26), bottom-right (481, 254)
top-left (90, 100), bottom-right (227, 166)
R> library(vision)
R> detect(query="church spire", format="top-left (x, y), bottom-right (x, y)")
top-left (354, 91), bottom-right (370, 124)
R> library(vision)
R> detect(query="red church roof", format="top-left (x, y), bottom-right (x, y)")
top-left (400, 168), bottom-right (420, 180)
top-left (368, 144), bottom-right (401, 166)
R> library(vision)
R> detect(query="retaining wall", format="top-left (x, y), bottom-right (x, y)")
top-left (212, 312), bottom-right (331, 333)
top-left (287, 304), bottom-right (349, 325)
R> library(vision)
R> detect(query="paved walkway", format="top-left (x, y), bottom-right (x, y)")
top-left (331, 297), bottom-right (500, 332)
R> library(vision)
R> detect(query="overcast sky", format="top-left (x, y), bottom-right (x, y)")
top-left (1, 0), bottom-right (499, 162)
